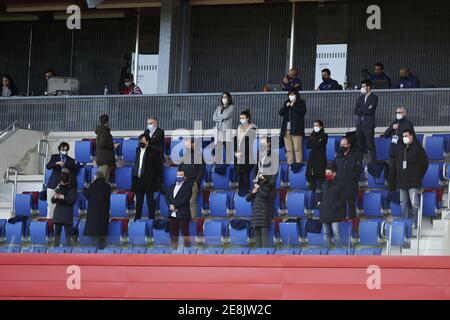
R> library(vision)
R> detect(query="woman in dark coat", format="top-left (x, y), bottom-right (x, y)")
top-left (279, 90), bottom-right (307, 166)
top-left (52, 173), bottom-right (77, 247)
top-left (306, 120), bottom-right (328, 191)
top-left (83, 171), bottom-right (112, 250)
top-left (246, 174), bottom-right (276, 248)
top-left (95, 114), bottom-right (118, 182)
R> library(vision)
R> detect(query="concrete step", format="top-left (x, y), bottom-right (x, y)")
top-left (410, 236), bottom-right (445, 250)
top-left (401, 248), bottom-right (450, 256)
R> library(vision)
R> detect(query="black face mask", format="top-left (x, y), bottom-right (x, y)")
top-left (400, 76), bottom-right (408, 80)
top-left (322, 77), bottom-right (328, 82)
top-left (340, 146), bottom-right (349, 154)
top-left (139, 142), bottom-right (146, 148)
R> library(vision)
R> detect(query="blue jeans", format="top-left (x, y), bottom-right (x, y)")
top-left (400, 188), bottom-right (420, 226)
top-left (323, 222), bottom-right (341, 248)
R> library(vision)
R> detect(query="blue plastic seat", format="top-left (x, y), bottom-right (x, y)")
top-left (375, 137), bottom-right (390, 161)
top-left (122, 139), bottom-right (138, 163)
top-left (75, 140), bottom-right (92, 164)
top-left (425, 136), bottom-right (444, 161)
top-left (210, 166), bottom-right (233, 189)
top-left (44, 168), bottom-right (52, 187)
top-left (163, 166), bottom-right (178, 190)
top-left (152, 221), bottom-right (171, 246)
top-left (285, 191), bottom-right (306, 217)
top-left (128, 220), bottom-right (150, 246)
top-left (115, 167), bottom-right (133, 190)
top-left (97, 248), bottom-right (122, 254)
top-left (275, 248), bottom-right (301, 255)
top-left (29, 221), bottom-right (48, 245)
top-left (72, 247), bottom-right (97, 254)
top-left (232, 193), bottom-right (252, 217)
top-left (223, 247), bottom-right (250, 255)
top-left (15, 194), bottom-right (32, 217)
top-left (198, 248), bottom-right (224, 254)
top-left (338, 221), bottom-right (353, 247)
top-left (278, 147), bottom-right (286, 162)
top-left (301, 248), bottom-right (325, 255)
top-left (22, 247), bottom-right (48, 253)
top-left (307, 227), bottom-right (325, 246)
top-left (0, 219), bottom-right (6, 237)
top-left (47, 247), bottom-right (73, 253)
top-left (203, 220), bottom-right (224, 246)
top-left (75, 166), bottom-right (86, 189)
top-left (423, 191), bottom-right (437, 217)
top-left (5, 221), bottom-right (25, 245)
top-left (113, 138), bottom-right (124, 157)
top-left (328, 248), bottom-right (355, 255)
top-left (229, 221), bottom-right (250, 246)
top-left (384, 220), bottom-right (407, 246)
top-left (158, 193), bottom-right (169, 218)
top-left (354, 248), bottom-right (382, 255)
top-left (363, 192), bottom-right (383, 217)
top-left (422, 163), bottom-right (441, 189)
top-left (326, 137), bottom-right (338, 161)
top-left (288, 165), bottom-right (307, 189)
top-left (76, 220), bottom-right (93, 245)
top-left (390, 200), bottom-right (402, 217)
top-left (359, 220), bottom-right (381, 246)
top-left (110, 194), bottom-right (128, 218)
top-left (432, 134), bottom-right (450, 153)
top-left (122, 248), bottom-right (147, 254)
top-left (368, 169), bottom-right (386, 189)
top-left (107, 220), bottom-right (123, 245)
top-left (209, 191), bottom-right (229, 217)
top-left (0, 246), bottom-right (22, 253)
top-left (182, 247), bottom-right (198, 254)
top-left (250, 247), bottom-right (275, 255)
top-left (279, 222), bottom-right (301, 246)
top-left (146, 247), bottom-right (171, 254)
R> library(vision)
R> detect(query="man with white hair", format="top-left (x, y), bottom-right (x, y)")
top-left (383, 106), bottom-right (415, 191)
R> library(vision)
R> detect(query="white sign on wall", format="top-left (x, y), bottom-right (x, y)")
top-left (132, 53), bottom-right (159, 94)
top-left (314, 44), bottom-right (347, 89)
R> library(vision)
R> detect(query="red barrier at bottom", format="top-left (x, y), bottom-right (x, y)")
top-left (0, 254), bottom-right (450, 300)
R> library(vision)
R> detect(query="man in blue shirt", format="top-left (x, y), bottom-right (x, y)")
top-left (281, 67), bottom-right (302, 92)
top-left (317, 68), bottom-right (342, 90)
top-left (394, 68), bottom-right (419, 89)
top-left (370, 62), bottom-right (392, 88)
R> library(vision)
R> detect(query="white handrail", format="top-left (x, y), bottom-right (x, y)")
top-left (0, 120), bottom-right (18, 144)
top-left (412, 190), bottom-right (424, 256)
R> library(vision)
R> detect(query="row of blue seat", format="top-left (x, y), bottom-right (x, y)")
top-left (0, 246), bottom-right (383, 256)
top-left (74, 134), bottom-right (449, 166)
top-left (1, 217), bottom-right (409, 250)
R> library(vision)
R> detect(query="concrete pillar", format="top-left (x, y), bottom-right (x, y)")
top-left (157, 0), bottom-right (191, 93)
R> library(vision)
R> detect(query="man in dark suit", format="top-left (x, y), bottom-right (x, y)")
top-left (83, 171), bottom-right (112, 250)
top-left (144, 117), bottom-right (165, 162)
top-left (354, 80), bottom-right (378, 163)
top-left (46, 142), bottom-right (76, 219)
top-left (132, 134), bottom-right (162, 221)
top-left (166, 169), bottom-right (193, 250)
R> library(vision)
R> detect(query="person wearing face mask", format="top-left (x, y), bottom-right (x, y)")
top-left (383, 107), bottom-right (415, 191)
top-left (144, 116), bottom-right (165, 163)
top-left (131, 134), bottom-right (162, 221)
top-left (306, 120), bottom-right (328, 191)
top-left (279, 90), bottom-right (307, 168)
top-left (317, 69), bottom-right (342, 91)
top-left (281, 67), bottom-right (302, 92)
top-left (235, 109), bottom-right (257, 196)
top-left (317, 164), bottom-right (346, 248)
top-left (394, 67), bottom-right (419, 89)
top-left (354, 80), bottom-right (378, 163)
top-left (167, 169), bottom-right (193, 250)
top-left (95, 114), bottom-right (120, 183)
top-left (46, 142), bottom-right (76, 219)
top-left (52, 173), bottom-right (77, 247)
top-left (396, 130), bottom-right (429, 230)
top-left (213, 91), bottom-right (235, 165)
top-left (333, 137), bottom-right (363, 237)
top-left (246, 173), bottom-right (276, 248)
top-left (120, 73), bottom-right (143, 95)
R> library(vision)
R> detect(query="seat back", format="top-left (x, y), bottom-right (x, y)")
top-left (203, 220), bottom-right (223, 246)
top-left (75, 140), bottom-right (92, 164)
top-left (115, 167), bottom-right (133, 190)
top-left (110, 194), bottom-right (128, 218)
top-left (15, 194), bottom-right (32, 217)
top-left (279, 222), bottom-right (300, 246)
top-left (209, 191), bottom-right (229, 217)
top-left (285, 191), bottom-right (306, 217)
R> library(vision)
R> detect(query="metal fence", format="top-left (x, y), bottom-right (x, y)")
top-left (1, 89), bottom-right (449, 132)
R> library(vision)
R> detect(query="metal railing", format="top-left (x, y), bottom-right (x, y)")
top-left (0, 120), bottom-right (18, 144)
top-left (3, 167), bottom-right (18, 214)
top-left (1, 88), bottom-right (450, 132)
top-left (37, 139), bottom-right (49, 176)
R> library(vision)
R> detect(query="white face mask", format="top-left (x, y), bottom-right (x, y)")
top-left (60, 151), bottom-right (68, 155)
top-left (313, 126), bottom-right (321, 133)
top-left (403, 137), bottom-right (410, 145)
top-left (360, 87), bottom-right (367, 95)
top-left (288, 95), bottom-right (296, 102)
top-left (396, 113), bottom-right (404, 120)
top-left (240, 119), bottom-right (247, 125)
top-left (222, 98), bottom-right (228, 105)
top-left (125, 82), bottom-right (131, 87)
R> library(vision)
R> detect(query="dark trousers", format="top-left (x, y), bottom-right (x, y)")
top-left (356, 125), bottom-right (376, 163)
top-left (93, 236), bottom-right (106, 250)
top-left (134, 178), bottom-right (155, 220)
top-left (54, 223), bottom-right (72, 247)
top-left (344, 198), bottom-right (359, 232)
top-left (238, 170), bottom-right (252, 195)
top-left (169, 218), bottom-right (190, 249)
top-left (388, 156), bottom-right (398, 191)
top-left (254, 227), bottom-right (269, 248)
